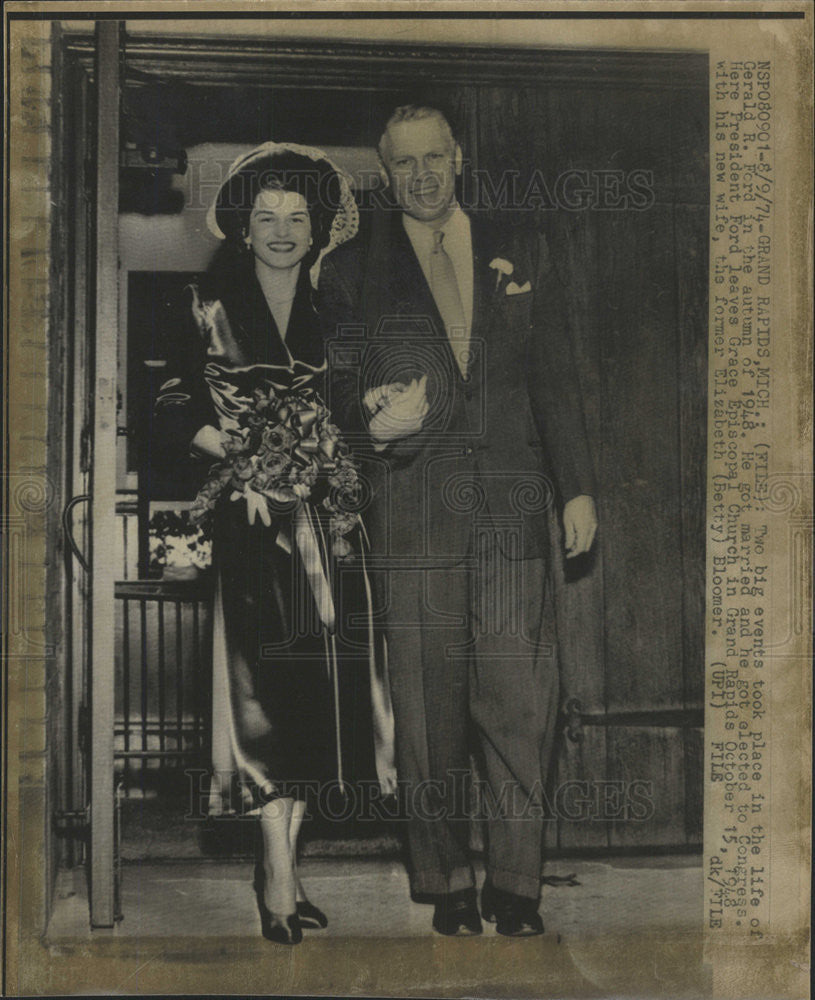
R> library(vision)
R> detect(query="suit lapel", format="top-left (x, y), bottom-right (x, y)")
top-left (466, 216), bottom-right (504, 387)
top-left (387, 214), bottom-right (446, 337)
top-left (470, 216), bottom-right (503, 342)
top-left (283, 268), bottom-right (324, 368)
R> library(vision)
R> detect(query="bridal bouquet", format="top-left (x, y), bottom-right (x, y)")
top-left (191, 384), bottom-right (361, 542)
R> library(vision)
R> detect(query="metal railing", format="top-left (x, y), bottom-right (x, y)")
top-left (114, 578), bottom-right (212, 794)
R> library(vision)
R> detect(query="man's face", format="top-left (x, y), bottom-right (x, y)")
top-left (382, 117), bottom-right (461, 224)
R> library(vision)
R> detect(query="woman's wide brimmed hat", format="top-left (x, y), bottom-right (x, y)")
top-left (205, 141), bottom-right (359, 286)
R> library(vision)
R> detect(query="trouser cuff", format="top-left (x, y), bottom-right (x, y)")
top-left (411, 866), bottom-right (474, 897)
top-left (488, 867), bottom-right (540, 902)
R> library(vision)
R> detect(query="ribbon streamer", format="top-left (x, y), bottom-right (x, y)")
top-left (294, 503), bottom-right (336, 631)
top-left (358, 517), bottom-right (397, 794)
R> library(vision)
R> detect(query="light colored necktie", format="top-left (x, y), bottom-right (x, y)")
top-left (430, 228), bottom-right (468, 376)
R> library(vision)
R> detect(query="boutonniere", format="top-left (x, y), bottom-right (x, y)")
top-left (489, 257), bottom-right (513, 291)
top-left (489, 258), bottom-right (532, 296)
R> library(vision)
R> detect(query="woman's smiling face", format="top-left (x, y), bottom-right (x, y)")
top-left (247, 188), bottom-right (312, 271)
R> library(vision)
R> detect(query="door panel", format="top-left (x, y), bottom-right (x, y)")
top-left (553, 729), bottom-right (610, 851)
top-left (475, 69), bottom-right (707, 848)
top-left (607, 726), bottom-right (688, 848)
top-left (599, 206), bottom-right (685, 713)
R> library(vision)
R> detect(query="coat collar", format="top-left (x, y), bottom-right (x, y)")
top-left (216, 263), bottom-right (324, 369)
top-left (383, 212), bottom-right (441, 326)
top-left (470, 215), bottom-right (504, 337)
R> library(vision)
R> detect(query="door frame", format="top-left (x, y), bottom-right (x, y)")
top-left (54, 27), bottom-right (707, 928)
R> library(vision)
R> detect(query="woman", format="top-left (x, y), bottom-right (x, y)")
top-left (155, 143), bottom-right (395, 944)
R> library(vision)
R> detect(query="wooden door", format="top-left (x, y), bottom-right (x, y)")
top-left (474, 72), bottom-right (708, 850)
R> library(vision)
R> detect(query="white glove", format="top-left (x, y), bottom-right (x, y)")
top-left (243, 488), bottom-right (272, 527)
top-left (367, 376), bottom-right (429, 444)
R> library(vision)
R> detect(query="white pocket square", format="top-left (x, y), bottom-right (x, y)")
top-left (506, 281), bottom-right (532, 296)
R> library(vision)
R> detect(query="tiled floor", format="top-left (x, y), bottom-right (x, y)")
top-left (48, 854), bottom-right (702, 940)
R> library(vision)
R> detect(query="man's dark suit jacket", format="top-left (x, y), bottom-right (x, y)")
top-left (318, 209), bottom-right (595, 563)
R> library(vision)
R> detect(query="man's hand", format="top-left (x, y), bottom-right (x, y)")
top-left (368, 376), bottom-right (429, 445)
top-left (563, 494), bottom-right (598, 558)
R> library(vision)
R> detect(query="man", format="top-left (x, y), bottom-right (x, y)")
top-left (319, 106), bottom-right (597, 936)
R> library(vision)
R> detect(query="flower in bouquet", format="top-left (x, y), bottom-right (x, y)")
top-left (192, 383), bottom-right (362, 544)
top-left (328, 462), bottom-right (357, 490)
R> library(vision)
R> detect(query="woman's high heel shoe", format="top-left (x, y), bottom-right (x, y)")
top-left (259, 902), bottom-right (303, 945)
top-left (296, 899), bottom-right (328, 929)
top-left (253, 865), bottom-right (303, 944)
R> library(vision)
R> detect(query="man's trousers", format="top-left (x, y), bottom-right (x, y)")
top-left (383, 532), bottom-right (560, 901)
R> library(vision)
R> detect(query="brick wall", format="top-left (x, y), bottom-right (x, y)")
top-left (6, 18), bottom-right (62, 981)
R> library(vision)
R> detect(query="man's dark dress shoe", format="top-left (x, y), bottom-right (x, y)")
top-left (432, 888), bottom-right (483, 936)
top-left (480, 881), bottom-right (544, 937)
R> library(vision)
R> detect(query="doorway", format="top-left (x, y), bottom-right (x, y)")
top-left (55, 25), bottom-right (708, 928)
